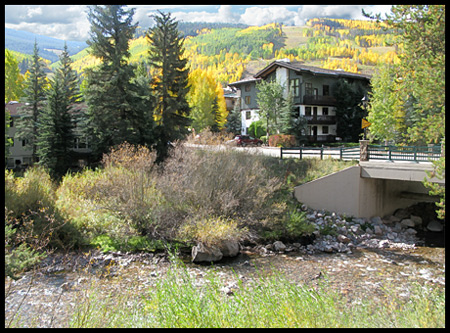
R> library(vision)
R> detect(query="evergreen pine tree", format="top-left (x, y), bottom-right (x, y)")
top-left (279, 90), bottom-right (308, 143)
top-left (55, 43), bottom-right (82, 106)
top-left (129, 61), bottom-right (156, 146)
top-left (15, 41), bottom-right (48, 164)
top-left (333, 78), bottom-right (366, 142)
top-left (36, 77), bottom-right (75, 177)
top-left (211, 97), bottom-right (220, 132)
top-left (225, 98), bottom-right (242, 135)
top-left (36, 43), bottom-right (79, 177)
top-left (84, 5), bottom-right (144, 160)
top-left (147, 11), bottom-right (191, 163)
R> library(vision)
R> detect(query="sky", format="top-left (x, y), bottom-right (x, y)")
top-left (5, 5), bottom-right (393, 42)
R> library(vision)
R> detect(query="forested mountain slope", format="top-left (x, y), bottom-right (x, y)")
top-left (7, 18), bottom-right (400, 84)
top-left (5, 28), bottom-right (87, 63)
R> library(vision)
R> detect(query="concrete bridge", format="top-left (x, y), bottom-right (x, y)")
top-left (294, 160), bottom-right (444, 219)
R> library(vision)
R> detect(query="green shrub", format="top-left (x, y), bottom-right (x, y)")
top-left (178, 216), bottom-right (248, 246)
top-left (91, 234), bottom-right (166, 253)
top-left (5, 167), bottom-right (82, 251)
top-left (56, 168), bottom-right (119, 241)
top-left (249, 120), bottom-right (266, 139)
top-left (5, 166), bottom-right (56, 217)
top-left (90, 235), bottom-right (119, 253)
top-left (56, 143), bottom-right (164, 242)
top-left (284, 209), bottom-right (315, 238)
top-left (5, 221), bottom-right (45, 279)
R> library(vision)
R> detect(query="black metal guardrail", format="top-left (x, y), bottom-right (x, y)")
top-left (368, 144), bottom-right (442, 162)
top-left (280, 144), bottom-right (441, 161)
top-left (280, 146), bottom-right (360, 160)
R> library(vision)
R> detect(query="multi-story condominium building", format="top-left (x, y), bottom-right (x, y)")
top-left (229, 59), bottom-right (371, 142)
top-left (5, 101), bottom-right (33, 169)
top-left (5, 101), bottom-right (91, 170)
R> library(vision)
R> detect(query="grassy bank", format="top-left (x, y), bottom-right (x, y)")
top-left (61, 260), bottom-right (444, 328)
top-left (6, 143), bottom-right (355, 278)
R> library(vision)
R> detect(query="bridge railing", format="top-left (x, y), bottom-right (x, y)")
top-left (280, 144), bottom-right (442, 162)
top-left (368, 144), bottom-right (442, 162)
top-left (280, 146), bottom-right (360, 160)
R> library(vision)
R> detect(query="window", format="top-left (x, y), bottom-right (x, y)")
top-left (23, 157), bottom-right (32, 165)
top-left (322, 107), bottom-right (329, 115)
top-left (323, 85), bottom-right (330, 96)
top-left (10, 118), bottom-right (14, 128)
top-left (322, 126), bottom-right (329, 134)
top-left (290, 78), bottom-right (300, 97)
top-left (7, 158), bottom-right (14, 168)
top-left (244, 96), bottom-right (251, 105)
top-left (305, 82), bottom-right (313, 96)
top-left (246, 111), bottom-right (251, 120)
top-left (305, 107), bottom-right (312, 116)
top-left (245, 84), bottom-right (251, 92)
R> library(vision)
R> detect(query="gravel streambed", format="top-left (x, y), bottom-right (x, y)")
top-left (5, 204), bottom-right (445, 328)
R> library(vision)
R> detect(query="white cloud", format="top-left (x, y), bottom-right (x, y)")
top-left (298, 5), bottom-right (363, 21)
top-left (297, 5), bottom-right (393, 23)
top-left (367, 5), bottom-right (393, 19)
top-left (5, 5), bottom-right (394, 42)
top-left (6, 5), bottom-right (89, 41)
top-left (218, 5), bottom-right (240, 23)
top-left (26, 6), bottom-right (42, 18)
top-left (171, 9), bottom-right (220, 23)
top-left (240, 6), bottom-right (298, 26)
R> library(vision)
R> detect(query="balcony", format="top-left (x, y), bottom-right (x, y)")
top-left (306, 134), bottom-right (336, 143)
top-left (303, 95), bottom-right (337, 106)
top-left (304, 115), bottom-right (336, 125)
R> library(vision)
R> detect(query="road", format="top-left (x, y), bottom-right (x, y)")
top-left (184, 143), bottom-right (437, 164)
top-left (184, 143), bottom-right (348, 160)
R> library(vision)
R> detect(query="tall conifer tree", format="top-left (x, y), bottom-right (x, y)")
top-left (147, 11), bottom-right (191, 162)
top-left (225, 99), bottom-right (242, 135)
top-left (15, 41), bottom-right (48, 164)
top-left (84, 5), bottom-right (144, 160)
top-left (37, 78), bottom-right (75, 177)
top-left (36, 43), bottom-right (78, 177)
top-left (55, 43), bottom-right (81, 106)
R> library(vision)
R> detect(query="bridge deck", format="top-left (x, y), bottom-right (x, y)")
top-left (359, 161), bottom-right (445, 184)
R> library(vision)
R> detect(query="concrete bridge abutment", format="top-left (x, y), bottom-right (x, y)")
top-left (294, 162), bottom-right (444, 219)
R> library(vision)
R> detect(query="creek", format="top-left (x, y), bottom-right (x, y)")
top-left (5, 235), bottom-right (445, 328)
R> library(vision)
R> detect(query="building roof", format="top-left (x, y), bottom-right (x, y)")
top-left (255, 60), bottom-right (372, 81)
top-left (5, 101), bottom-right (25, 117)
top-left (5, 101), bottom-right (88, 117)
top-left (228, 76), bottom-right (261, 87)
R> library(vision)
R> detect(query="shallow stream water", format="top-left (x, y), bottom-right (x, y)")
top-left (5, 241), bottom-right (445, 328)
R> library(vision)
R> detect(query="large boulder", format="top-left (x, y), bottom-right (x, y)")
top-left (192, 243), bottom-right (223, 263)
top-left (219, 240), bottom-right (240, 257)
top-left (273, 241), bottom-right (286, 252)
top-left (427, 220), bottom-right (444, 232)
